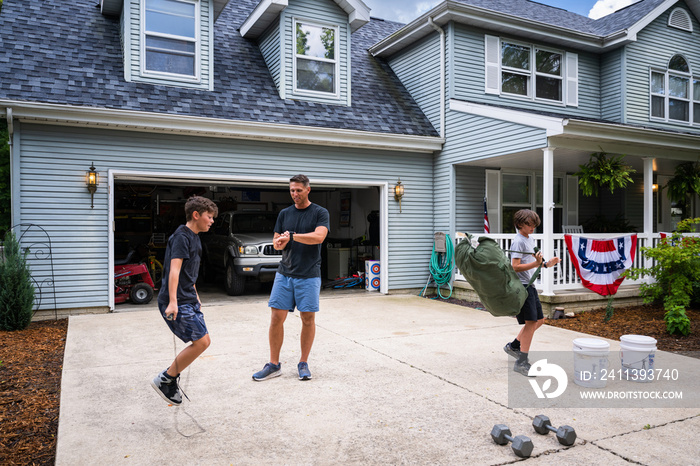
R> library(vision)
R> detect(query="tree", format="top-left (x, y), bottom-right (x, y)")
top-left (0, 119), bottom-right (9, 238)
top-left (0, 231), bottom-right (35, 331)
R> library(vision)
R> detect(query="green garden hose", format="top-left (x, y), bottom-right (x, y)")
top-left (421, 234), bottom-right (454, 299)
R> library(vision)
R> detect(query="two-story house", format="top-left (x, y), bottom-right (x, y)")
top-left (1, 0), bottom-right (699, 315)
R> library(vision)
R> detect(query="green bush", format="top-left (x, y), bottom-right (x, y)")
top-left (0, 231), bottom-right (35, 331)
top-left (625, 218), bottom-right (700, 336)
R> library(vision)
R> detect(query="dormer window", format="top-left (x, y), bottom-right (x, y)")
top-left (293, 19), bottom-right (339, 97)
top-left (143, 0), bottom-right (199, 79)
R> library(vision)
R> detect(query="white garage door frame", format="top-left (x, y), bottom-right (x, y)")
top-left (108, 169), bottom-right (389, 310)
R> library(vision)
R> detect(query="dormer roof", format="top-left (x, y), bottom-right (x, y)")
top-left (100, 0), bottom-right (231, 20)
top-left (240, 0), bottom-right (370, 38)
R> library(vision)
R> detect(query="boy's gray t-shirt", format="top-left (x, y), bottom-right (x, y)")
top-left (510, 232), bottom-right (536, 285)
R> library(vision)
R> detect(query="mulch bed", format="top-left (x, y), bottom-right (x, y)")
top-left (434, 297), bottom-right (700, 353)
top-left (0, 319), bottom-right (67, 466)
top-left (3, 302), bottom-right (700, 464)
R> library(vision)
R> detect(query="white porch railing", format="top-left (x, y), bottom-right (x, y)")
top-left (453, 233), bottom-right (697, 292)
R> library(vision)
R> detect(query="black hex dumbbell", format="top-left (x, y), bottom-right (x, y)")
top-left (490, 424), bottom-right (534, 458)
top-left (532, 415), bottom-right (577, 446)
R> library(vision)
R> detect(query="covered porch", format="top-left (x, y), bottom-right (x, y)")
top-left (448, 108), bottom-right (700, 313)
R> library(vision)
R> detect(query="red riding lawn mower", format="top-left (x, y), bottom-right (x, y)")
top-left (115, 249), bottom-right (156, 305)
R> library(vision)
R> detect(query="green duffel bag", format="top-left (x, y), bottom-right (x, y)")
top-left (454, 234), bottom-right (540, 317)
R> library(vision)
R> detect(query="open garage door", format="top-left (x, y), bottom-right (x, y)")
top-left (108, 170), bottom-right (387, 309)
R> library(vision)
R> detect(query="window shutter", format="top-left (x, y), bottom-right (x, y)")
top-left (565, 52), bottom-right (578, 107)
top-left (566, 175), bottom-right (579, 226)
top-left (485, 169), bottom-right (501, 233)
top-left (484, 35), bottom-right (500, 95)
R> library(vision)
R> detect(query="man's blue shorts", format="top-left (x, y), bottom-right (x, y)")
top-left (268, 274), bottom-right (321, 313)
top-left (516, 285), bottom-right (544, 324)
top-left (158, 301), bottom-right (208, 343)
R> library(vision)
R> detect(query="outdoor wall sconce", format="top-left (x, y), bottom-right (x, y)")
top-left (86, 163), bottom-right (98, 208)
top-left (652, 183), bottom-right (659, 192)
top-left (394, 178), bottom-right (404, 213)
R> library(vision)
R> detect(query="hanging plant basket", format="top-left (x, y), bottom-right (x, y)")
top-left (574, 151), bottom-right (636, 197)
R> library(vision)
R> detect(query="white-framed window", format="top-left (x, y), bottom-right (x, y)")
top-left (142, 0), bottom-right (199, 80)
top-left (650, 54), bottom-right (698, 124)
top-left (485, 35), bottom-right (577, 106)
top-left (500, 172), bottom-right (564, 234)
top-left (293, 19), bottom-right (339, 97)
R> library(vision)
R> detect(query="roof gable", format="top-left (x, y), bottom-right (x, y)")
top-left (370, 0), bottom-right (698, 57)
top-left (240, 0), bottom-right (370, 38)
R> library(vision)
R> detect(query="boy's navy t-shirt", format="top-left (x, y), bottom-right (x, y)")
top-left (274, 203), bottom-right (330, 279)
top-left (158, 224), bottom-right (201, 306)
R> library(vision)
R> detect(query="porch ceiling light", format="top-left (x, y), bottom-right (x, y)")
top-left (86, 162), bottom-right (99, 208)
top-left (394, 178), bottom-right (404, 213)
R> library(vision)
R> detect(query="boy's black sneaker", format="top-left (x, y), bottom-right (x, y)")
top-left (151, 369), bottom-right (183, 405)
top-left (503, 342), bottom-right (521, 359)
top-left (513, 360), bottom-right (534, 377)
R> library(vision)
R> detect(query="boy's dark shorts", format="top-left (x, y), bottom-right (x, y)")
top-left (516, 285), bottom-right (544, 324)
top-left (158, 301), bottom-right (208, 343)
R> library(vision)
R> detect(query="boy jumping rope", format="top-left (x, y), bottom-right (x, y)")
top-left (151, 196), bottom-right (218, 405)
top-left (503, 209), bottom-right (560, 376)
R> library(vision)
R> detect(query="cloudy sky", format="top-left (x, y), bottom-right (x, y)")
top-left (363, 0), bottom-right (640, 23)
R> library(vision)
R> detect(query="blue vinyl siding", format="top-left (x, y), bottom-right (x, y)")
top-left (450, 23), bottom-right (601, 119)
top-left (601, 48), bottom-right (624, 122)
top-left (455, 165), bottom-right (487, 234)
top-left (259, 17), bottom-right (282, 92)
top-left (125, 0), bottom-right (212, 90)
top-left (625, 4), bottom-right (700, 133)
top-left (15, 124), bottom-right (434, 309)
top-left (433, 110), bottom-right (547, 233)
top-left (388, 33), bottom-right (442, 134)
top-left (282, 0), bottom-right (350, 105)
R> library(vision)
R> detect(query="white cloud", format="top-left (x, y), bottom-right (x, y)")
top-left (588, 0), bottom-right (639, 19)
top-left (364, 0), bottom-right (441, 23)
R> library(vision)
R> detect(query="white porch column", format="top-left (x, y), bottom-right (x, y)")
top-left (541, 146), bottom-right (555, 296)
top-left (643, 157), bottom-right (655, 274)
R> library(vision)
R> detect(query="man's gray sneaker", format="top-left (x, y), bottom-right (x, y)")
top-left (503, 342), bottom-right (521, 359)
top-left (298, 362), bottom-right (312, 380)
top-left (513, 360), bottom-right (534, 377)
top-left (151, 369), bottom-right (183, 405)
top-left (252, 362), bottom-right (282, 381)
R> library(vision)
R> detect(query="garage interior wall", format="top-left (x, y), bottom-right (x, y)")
top-left (15, 123), bottom-right (436, 310)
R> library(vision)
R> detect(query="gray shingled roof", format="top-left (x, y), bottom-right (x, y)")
top-left (451, 0), bottom-right (669, 36)
top-left (0, 0), bottom-right (438, 137)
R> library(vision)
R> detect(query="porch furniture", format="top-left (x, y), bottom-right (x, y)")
top-left (562, 225), bottom-right (584, 234)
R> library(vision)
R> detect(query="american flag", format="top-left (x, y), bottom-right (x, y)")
top-left (483, 197), bottom-right (490, 233)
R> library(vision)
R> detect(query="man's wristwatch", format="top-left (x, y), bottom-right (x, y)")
top-left (543, 261), bottom-right (547, 268)
top-left (289, 232), bottom-right (294, 242)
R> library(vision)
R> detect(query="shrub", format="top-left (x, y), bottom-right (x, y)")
top-left (0, 231), bottom-right (35, 331)
top-left (625, 217), bottom-right (700, 335)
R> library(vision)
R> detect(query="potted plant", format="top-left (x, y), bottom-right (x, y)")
top-left (665, 162), bottom-right (700, 220)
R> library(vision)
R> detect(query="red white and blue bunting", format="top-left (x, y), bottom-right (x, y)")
top-left (564, 234), bottom-right (638, 296)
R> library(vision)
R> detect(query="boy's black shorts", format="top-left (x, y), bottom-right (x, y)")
top-left (516, 285), bottom-right (543, 324)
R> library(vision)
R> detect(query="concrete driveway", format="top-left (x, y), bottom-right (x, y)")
top-left (56, 293), bottom-right (700, 465)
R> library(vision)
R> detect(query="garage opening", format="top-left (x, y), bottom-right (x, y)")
top-left (111, 173), bottom-right (382, 306)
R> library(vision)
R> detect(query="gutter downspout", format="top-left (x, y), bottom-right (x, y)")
top-left (428, 17), bottom-right (445, 139)
top-left (6, 108), bottom-right (14, 227)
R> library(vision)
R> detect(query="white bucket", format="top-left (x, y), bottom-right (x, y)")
top-left (620, 335), bottom-right (656, 383)
top-left (573, 338), bottom-right (610, 388)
